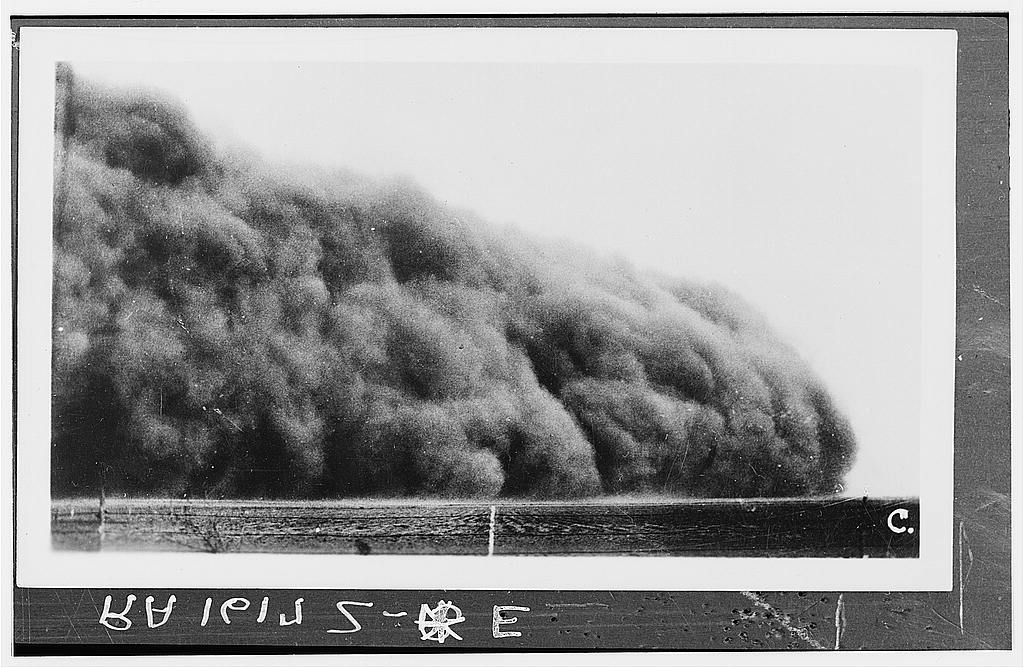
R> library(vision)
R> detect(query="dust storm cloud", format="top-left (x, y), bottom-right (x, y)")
top-left (51, 66), bottom-right (856, 499)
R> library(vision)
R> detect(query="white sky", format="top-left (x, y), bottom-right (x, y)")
top-left (71, 61), bottom-right (924, 496)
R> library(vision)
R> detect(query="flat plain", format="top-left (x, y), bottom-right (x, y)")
top-left (51, 497), bottom-right (919, 557)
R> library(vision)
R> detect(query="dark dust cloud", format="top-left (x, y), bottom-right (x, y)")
top-left (51, 66), bottom-right (856, 500)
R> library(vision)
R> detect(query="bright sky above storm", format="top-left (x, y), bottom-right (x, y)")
top-left (72, 59), bottom-right (924, 495)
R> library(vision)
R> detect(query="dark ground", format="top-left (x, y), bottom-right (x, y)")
top-left (50, 496), bottom-right (920, 557)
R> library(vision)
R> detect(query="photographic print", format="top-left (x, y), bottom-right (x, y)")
top-left (9, 9), bottom-right (1016, 659)
top-left (13, 25), bottom-right (960, 595)
top-left (49, 53), bottom-right (930, 558)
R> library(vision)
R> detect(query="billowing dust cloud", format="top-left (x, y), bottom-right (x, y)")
top-left (51, 66), bottom-right (855, 499)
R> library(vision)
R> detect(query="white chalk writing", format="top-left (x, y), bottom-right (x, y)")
top-left (280, 598), bottom-right (303, 626)
top-left (492, 605), bottom-right (530, 638)
top-left (327, 600), bottom-right (374, 634)
top-left (95, 593), bottom-right (532, 640)
top-left (416, 600), bottom-right (465, 644)
top-left (99, 594), bottom-right (137, 631)
top-left (144, 595), bottom-right (176, 629)
top-left (220, 597), bottom-right (250, 624)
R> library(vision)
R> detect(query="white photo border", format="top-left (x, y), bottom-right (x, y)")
top-left (14, 25), bottom-right (956, 591)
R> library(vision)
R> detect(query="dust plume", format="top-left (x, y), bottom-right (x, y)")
top-left (51, 65), bottom-right (855, 499)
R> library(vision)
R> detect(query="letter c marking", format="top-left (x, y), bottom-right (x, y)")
top-left (887, 508), bottom-right (914, 534)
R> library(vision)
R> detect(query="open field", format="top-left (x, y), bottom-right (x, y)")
top-left (51, 497), bottom-right (919, 557)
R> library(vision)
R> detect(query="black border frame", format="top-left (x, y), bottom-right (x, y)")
top-left (9, 12), bottom-right (1013, 655)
